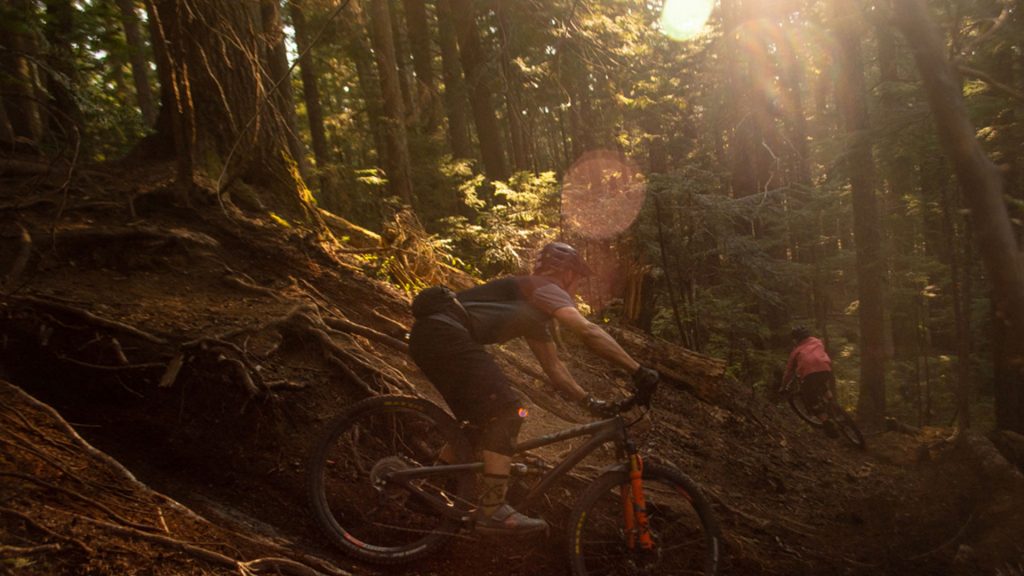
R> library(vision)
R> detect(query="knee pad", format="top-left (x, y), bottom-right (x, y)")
top-left (478, 406), bottom-right (524, 456)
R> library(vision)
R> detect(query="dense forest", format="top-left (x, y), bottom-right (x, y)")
top-left (2, 0), bottom-right (1024, 574)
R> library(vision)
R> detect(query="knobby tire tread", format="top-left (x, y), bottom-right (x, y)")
top-left (567, 462), bottom-right (722, 576)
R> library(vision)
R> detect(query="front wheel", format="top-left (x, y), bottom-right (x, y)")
top-left (567, 462), bottom-right (722, 576)
top-left (307, 395), bottom-right (475, 564)
top-left (830, 406), bottom-right (866, 449)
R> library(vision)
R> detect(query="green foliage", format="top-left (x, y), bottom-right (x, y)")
top-left (440, 170), bottom-right (560, 277)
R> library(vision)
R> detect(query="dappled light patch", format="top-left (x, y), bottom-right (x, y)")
top-left (561, 150), bottom-right (646, 240)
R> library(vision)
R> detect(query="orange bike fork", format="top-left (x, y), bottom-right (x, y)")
top-left (620, 453), bottom-right (655, 551)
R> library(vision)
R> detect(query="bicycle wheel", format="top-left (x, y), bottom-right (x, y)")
top-left (788, 394), bottom-right (825, 428)
top-left (568, 462), bottom-right (722, 576)
top-left (830, 405), bottom-right (866, 449)
top-left (307, 395), bottom-right (475, 564)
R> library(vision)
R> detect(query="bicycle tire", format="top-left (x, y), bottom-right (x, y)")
top-left (307, 395), bottom-right (475, 564)
top-left (830, 405), bottom-right (866, 449)
top-left (788, 394), bottom-right (825, 429)
top-left (567, 462), bottom-right (722, 576)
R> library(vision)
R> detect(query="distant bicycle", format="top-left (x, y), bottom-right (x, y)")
top-left (307, 377), bottom-right (722, 575)
top-left (775, 372), bottom-right (865, 449)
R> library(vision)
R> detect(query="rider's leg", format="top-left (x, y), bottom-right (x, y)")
top-left (475, 409), bottom-right (547, 533)
top-left (803, 371), bottom-right (833, 425)
top-left (479, 450), bottom-right (513, 516)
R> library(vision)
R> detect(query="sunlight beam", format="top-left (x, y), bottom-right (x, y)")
top-left (659, 0), bottom-right (715, 41)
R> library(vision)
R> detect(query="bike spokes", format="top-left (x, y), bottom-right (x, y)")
top-left (572, 468), bottom-right (717, 575)
top-left (308, 398), bottom-right (475, 563)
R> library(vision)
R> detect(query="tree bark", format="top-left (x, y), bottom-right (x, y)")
top-left (497, 0), bottom-right (528, 173)
top-left (388, 0), bottom-right (418, 128)
top-left (343, 0), bottom-right (390, 173)
top-left (42, 0), bottom-right (83, 144)
top-left (654, 192), bottom-right (688, 345)
top-left (288, 0), bottom-right (330, 172)
top-left (435, 0), bottom-right (472, 159)
top-left (942, 180), bottom-right (971, 429)
top-left (835, 0), bottom-right (886, 429)
top-left (0, 0), bottom-right (42, 142)
top-left (260, 0), bottom-right (308, 180)
top-left (402, 0), bottom-right (439, 131)
top-left (147, 0), bottom-right (314, 221)
top-left (448, 0), bottom-right (508, 180)
top-left (116, 0), bottom-right (156, 127)
top-left (896, 0), bottom-right (1024, 433)
top-left (366, 0), bottom-right (415, 205)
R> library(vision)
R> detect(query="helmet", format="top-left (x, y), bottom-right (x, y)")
top-left (790, 326), bottom-right (811, 342)
top-left (536, 242), bottom-right (591, 276)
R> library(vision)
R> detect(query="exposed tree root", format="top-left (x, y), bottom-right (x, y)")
top-left (2, 381), bottom-right (351, 576)
top-left (66, 512), bottom-right (347, 576)
top-left (6, 295), bottom-right (169, 344)
top-left (0, 506), bottom-right (94, 554)
top-left (42, 224), bottom-right (221, 250)
top-left (0, 473), bottom-right (159, 533)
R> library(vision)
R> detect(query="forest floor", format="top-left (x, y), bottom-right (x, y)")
top-left (2, 155), bottom-right (1024, 576)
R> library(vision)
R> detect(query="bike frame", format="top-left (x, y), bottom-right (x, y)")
top-left (386, 413), bottom-right (643, 522)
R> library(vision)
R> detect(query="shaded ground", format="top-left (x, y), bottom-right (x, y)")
top-left (2, 156), bottom-right (1024, 575)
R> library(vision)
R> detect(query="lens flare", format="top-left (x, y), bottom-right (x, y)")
top-left (659, 0), bottom-right (715, 41)
top-left (561, 150), bottom-right (646, 240)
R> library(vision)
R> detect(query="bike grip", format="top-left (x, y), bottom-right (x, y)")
top-left (632, 366), bottom-right (659, 407)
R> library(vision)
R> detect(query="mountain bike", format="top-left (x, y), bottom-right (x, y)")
top-left (776, 373), bottom-right (865, 449)
top-left (307, 379), bottom-right (722, 575)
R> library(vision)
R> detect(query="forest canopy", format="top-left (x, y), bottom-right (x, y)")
top-left (1, 0), bottom-right (1023, 435)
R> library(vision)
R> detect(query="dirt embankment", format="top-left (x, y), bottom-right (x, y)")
top-left (2, 157), bottom-right (1024, 575)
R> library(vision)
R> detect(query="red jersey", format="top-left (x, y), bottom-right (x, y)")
top-left (783, 336), bottom-right (832, 384)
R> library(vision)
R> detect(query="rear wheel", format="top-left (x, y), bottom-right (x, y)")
top-left (567, 463), bottom-right (721, 575)
top-left (788, 394), bottom-right (825, 429)
top-left (307, 395), bottom-right (475, 564)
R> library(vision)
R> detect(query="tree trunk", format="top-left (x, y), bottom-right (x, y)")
top-left (448, 0), bottom-right (507, 180)
top-left (942, 180), bottom-right (970, 429)
top-left (0, 0), bottom-right (42, 142)
top-left (116, 0), bottom-right (156, 127)
top-left (896, 0), bottom-right (1024, 433)
top-left (654, 191), bottom-right (688, 345)
top-left (366, 0), bottom-right (415, 205)
top-left (147, 0), bottom-right (314, 221)
top-left (402, 0), bottom-right (440, 131)
top-left (435, 0), bottom-right (472, 159)
top-left (497, 0), bottom-right (528, 173)
top-left (342, 0), bottom-right (389, 170)
top-left (42, 0), bottom-right (83, 144)
top-left (288, 0), bottom-right (330, 172)
top-left (835, 1), bottom-right (886, 429)
top-left (260, 0), bottom-right (308, 180)
top-left (388, 0), bottom-right (418, 128)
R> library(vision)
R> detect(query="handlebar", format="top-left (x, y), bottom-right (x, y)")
top-left (588, 373), bottom-right (659, 418)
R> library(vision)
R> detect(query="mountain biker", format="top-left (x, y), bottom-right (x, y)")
top-left (408, 242), bottom-right (659, 534)
top-left (783, 326), bottom-right (839, 438)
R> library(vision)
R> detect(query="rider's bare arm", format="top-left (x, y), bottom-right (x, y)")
top-left (551, 307), bottom-right (640, 374)
top-left (526, 338), bottom-right (588, 402)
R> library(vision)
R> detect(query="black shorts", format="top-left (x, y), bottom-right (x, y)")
top-left (801, 371), bottom-right (832, 410)
top-left (408, 317), bottom-right (519, 426)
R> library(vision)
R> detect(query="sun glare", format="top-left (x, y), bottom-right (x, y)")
top-left (660, 0), bottom-right (715, 41)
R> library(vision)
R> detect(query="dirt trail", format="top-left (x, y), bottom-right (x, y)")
top-left (2, 158), bottom-right (1023, 575)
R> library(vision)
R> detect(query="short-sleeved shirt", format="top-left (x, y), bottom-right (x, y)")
top-left (783, 336), bottom-right (832, 384)
top-left (456, 276), bottom-right (576, 344)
